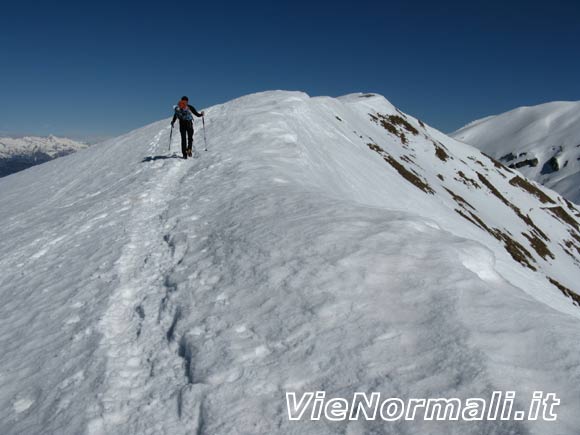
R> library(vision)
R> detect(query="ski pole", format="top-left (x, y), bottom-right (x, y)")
top-left (169, 125), bottom-right (173, 152)
top-left (202, 115), bottom-right (208, 151)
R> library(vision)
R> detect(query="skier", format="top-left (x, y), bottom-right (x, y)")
top-left (171, 96), bottom-right (204, 159)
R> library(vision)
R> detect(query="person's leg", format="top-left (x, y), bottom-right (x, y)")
top-left (187, 122), bottom-right (194, 154)
top-left (179, 123), bottom-right (187, 158)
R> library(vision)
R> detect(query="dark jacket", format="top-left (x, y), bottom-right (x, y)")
top-left (172, 104), bottom-right (203, 125)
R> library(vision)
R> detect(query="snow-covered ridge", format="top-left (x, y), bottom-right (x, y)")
top-left (451, 100), bottom-right (580, 204)
top-left (1, 91), bottom-right (580, 434)
top-left (0, 135), bottom-right (88, 177)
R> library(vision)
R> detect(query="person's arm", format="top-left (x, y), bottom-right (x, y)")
top-left (189, 104), bottom-right (204, 118)
top-left (171, 112), bottom-right (177, 126)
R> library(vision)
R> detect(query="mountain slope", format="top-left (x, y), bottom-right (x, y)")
top-left (451, 101), bottom-right (580, 203)
top-left (1, 91), bottom-right (580, 435)
top-left (0, 135), bottom-right (88, 177)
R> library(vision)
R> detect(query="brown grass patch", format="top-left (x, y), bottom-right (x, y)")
top-left (495, 230), bottom-right (537, 270)
top-left (546, 206), bottom-right (580, 232)
top-left (383, 155), bottom-right (434, 194)
top-left (509, 176), bottom-right (555, 204)
top-left (477, 172), bottom-right (510, 205)
top-left (366, 143), bottom-right (433, 194)
top-left (456, 171), bottom-right (481, 189)
top-left (369, 113), bottom-right (419, 145)
top-left (367, 143), bottom-right (384, 153)
top-left (388, 115), bottom-right (419, 135)
top-left (569, 230), bottom-right (580, 244)
top-left (564, 199), bottom-right (580, 218)
top-left (445, 188), bottom-right (475, 210)
top-left (434, 143), bottom-right (450, 162)
top-left (477, 172), bottom-right (548, 241)
top-left (454, 209), bottom-right (537, 270)
top-left (522, 232), bottom-right (554, 260)
top-left (564, 239), bottom-right (580, 256)
top-left (548, 277), bottom-right (580, 306)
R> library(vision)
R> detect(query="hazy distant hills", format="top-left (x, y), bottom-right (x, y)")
top-left (0, 135), bottom-right (88, 177)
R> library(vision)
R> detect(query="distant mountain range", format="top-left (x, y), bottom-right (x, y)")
top-left (0, 135), bottom-right (88, 177)
top-left (452, 101), bottom-right (580, 204)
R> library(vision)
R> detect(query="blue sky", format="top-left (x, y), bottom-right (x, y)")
top-left (1, 0), bottom-right (579, 141)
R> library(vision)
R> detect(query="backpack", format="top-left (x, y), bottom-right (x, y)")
top-left (174, 105), bottom-right (194, 122)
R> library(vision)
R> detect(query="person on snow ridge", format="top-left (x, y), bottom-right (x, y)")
top-left (171, 96), bottom-right (204, 159)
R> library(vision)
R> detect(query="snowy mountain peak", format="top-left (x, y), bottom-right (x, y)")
top-left (451, 100), bottom-right (580, 203)
top-left (0, 135), bottom-right (88, 177)
top-left (1, 91), bottom-right (580, 434)
top-left (0, 134), bottom-right (87, 157)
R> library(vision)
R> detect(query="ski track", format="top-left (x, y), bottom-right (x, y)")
top-left (87, 127), bottom-right (206, 435)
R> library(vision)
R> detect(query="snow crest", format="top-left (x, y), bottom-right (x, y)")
top-left (1, 91), bottom-right (580, 434)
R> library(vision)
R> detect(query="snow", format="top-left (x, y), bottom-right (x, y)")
top-left (1, 91), bottom-right (580, 434)
top-left (0, 135), bottom-right (86, 159)
top-left (451, 101), bottom-right (580, 203)
top-left (0, 135), bottom-right (87, 177)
